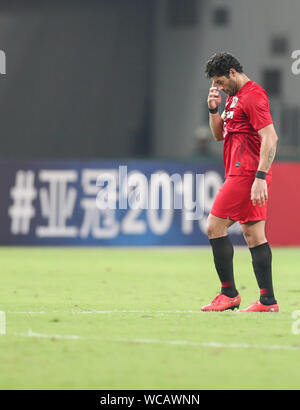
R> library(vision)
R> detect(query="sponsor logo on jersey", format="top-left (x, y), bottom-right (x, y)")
top-left (224, 110), bottom-right (234, 120)
top-left (230, 96), bottom-right (239, 109)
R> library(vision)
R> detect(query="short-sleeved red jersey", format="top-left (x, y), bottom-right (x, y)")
top-left (221, 80), bottom-right (273, 178)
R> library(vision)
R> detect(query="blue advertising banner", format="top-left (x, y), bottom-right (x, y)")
top-left (0, 160), bottom-right (244, 246)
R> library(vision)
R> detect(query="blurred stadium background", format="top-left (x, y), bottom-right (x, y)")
top-left (0, 0), bottom-right (299, 247)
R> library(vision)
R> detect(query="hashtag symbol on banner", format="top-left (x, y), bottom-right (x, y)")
top-left (8, 171), bottom-right (37, 235)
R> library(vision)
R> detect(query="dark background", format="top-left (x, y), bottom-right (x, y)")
top-left (0, 0), bottom-right (155, 159)
top-left (0, 0), bottom-right (299, 160)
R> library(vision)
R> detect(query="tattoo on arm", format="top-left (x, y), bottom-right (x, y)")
top-left (267, 147), bottom-right (276, 171)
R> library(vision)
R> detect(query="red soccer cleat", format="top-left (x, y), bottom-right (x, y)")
top-left (201, 293), bottom-right (241, 312)
top-left (237, 301), bottom-right (279, 313)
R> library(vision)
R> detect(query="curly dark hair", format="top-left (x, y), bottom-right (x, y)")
top-left (205, 52), bottom-right (243, 78)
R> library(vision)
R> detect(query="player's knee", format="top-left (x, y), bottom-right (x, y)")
top-left (242, 228), bottom-right (253, 245)
top-left (206, 223), bottom-right (213, 238)
top-left (242, 228), bottom-right (251, 240)
top-left (205, 217), bottom-right (214, 237)
top-left (206, 219), bottom-right (226, 239)
top-left (242, 229), bottom-right (266, 248)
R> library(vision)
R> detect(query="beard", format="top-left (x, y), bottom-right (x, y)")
top-left (224, 78), bottom-right (239, 96)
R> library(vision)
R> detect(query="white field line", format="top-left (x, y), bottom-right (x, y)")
top-left (7, 310), bottom-right (203, 315)
top-left (0, 311), bottom-right (6, 335)
top-left (116, 338), bottom-right (300, 352)
top-left (76, 310), bottom-right (204, 314)
top-left (8, 310), bottom-right (209, 315)
top-left (16, 329), bottom-right (81, 340)
top-left (10, 330), bottom-right (300, 352)
top-left (6, 309), bottom-right (283, 317)
top-left (3, 309), bottom-right (298, 351)
top-left (11, 312), bottom-right (46, 314)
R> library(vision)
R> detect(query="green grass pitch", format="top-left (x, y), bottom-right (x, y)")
top-left (0, 247), bottom-right (300, 390)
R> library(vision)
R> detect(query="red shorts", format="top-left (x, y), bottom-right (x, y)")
top-left (210, 175), bottom-right (272, 224)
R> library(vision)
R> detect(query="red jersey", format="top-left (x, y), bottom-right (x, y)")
top-left (221, 80), bottom-right (273, 178)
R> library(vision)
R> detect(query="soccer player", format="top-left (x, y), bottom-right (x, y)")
top-left (201, 52), bottom-right (279, 313)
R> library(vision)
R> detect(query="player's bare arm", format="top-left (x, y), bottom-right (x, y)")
top-left (207, 81), bottom-right (224, 141)
top-left (251, 124), bottom-right (279, 207)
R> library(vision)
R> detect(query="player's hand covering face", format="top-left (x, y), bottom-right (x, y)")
top-left (207, 80), bottom-right (222, 109)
